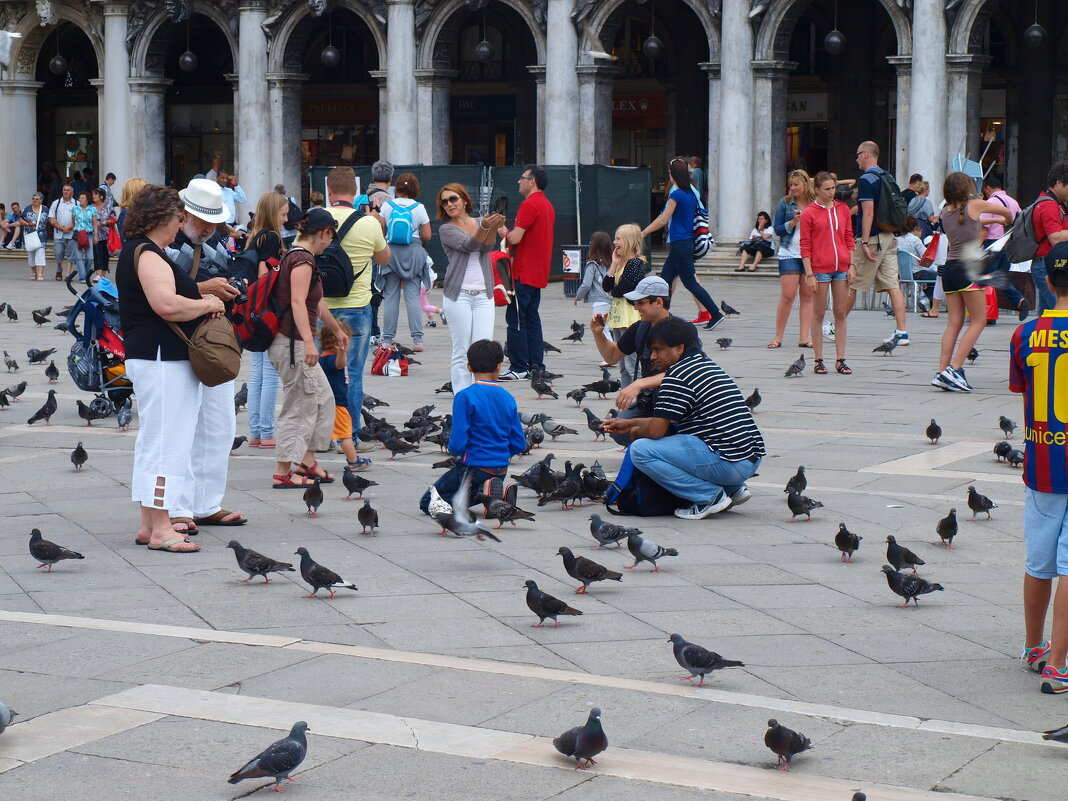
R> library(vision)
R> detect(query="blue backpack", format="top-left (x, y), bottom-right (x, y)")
top-left (385, 200), bottom-right (419, 245)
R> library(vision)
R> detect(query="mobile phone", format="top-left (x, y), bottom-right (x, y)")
top-left (492, 196), bottom-right (508, 217)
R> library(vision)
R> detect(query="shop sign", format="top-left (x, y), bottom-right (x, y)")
top-left (785, 94), bottom-right (827, 122)
top-left (303, 97), bottom-right (377, 123)
top-left (612, 94), bottom-right (665, 118)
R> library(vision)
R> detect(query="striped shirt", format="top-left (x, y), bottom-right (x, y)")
top-left (652, 352), bottom-right (765, 461)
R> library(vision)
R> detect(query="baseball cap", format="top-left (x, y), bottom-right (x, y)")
top-left (1046, 241), bottom-right (1068, 274)
top-left (300, 207), bottom-right (340, 232)
top-left (623, 276), bottom-right (670, 301)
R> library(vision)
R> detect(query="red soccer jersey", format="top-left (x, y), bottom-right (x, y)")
top-left (1032, 191), bottom-right (1068, 259)
top-left (510, 191), bottom-right (555, 289)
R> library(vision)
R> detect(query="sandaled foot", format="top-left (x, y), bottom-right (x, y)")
top-left (836, 359), bottom-right (853, 375)
top-left (813, 359), bottom-right (827, 374)
top-left (193, 509), bottom-right (247, 526)
top-left (920, 312), bottom-right (939, 318)
top-left (798, 341), bottom-right (814, 348)
top-left (147, 538), bottom-right (200, 553)
top-left (296, 461), bottom-right (335, 483)
top-left (273, 471), bottom-right (316, 489)
top-left (170, 517), bottom-right (199, 535)
top-left (766, 340), bottom-right (782, 349)
top-left (258, 438), bottom-right (276, 449)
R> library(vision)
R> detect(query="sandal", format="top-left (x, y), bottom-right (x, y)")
top-left (296, 461), bottom-right (335, 483)
top-left (734, 266), bottom-right (748, 272)
top-left (147, 538), bottom-right (200, 553)
top-left (273, 471), bottom-right (317, 489)
top-left (169, 517), bottom-right (199, 535)
top-left (55, 269), bottom-right (62, 281)
top-left (193, 509), bottom-right (247, 526)
top-left (814, 359), bottom-right (827, 375)
top-left (257, 438), bottom-right (276, 449)
top-left (248, 438), bottom-right (261, 448)
top-left (767, 341), bottom-right (782, 349)
top-left (920, 312), bottom-right (939, 318)
top-left (836, 359), bottom-right (853, 375)
top-left (798, 341), bottom-right (814, 348)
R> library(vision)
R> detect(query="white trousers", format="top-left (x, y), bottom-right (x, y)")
top-left (443, 292), bottom-right (495, 391)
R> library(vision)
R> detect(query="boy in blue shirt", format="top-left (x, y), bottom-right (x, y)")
top-left (419, 339), bottom-right (526, 515)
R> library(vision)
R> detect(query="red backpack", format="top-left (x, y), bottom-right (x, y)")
top-left (230, 255), bottom-right (283, 352)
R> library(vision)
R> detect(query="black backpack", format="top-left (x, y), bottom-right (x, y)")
top-left (317, 209), bottom-right (367, 298)
top-left (283, 198), bottom-right (302, 231)
top-left (874, 171), bottom-right (908, 233)
top-left (603, 447), bottom-right (689, 517)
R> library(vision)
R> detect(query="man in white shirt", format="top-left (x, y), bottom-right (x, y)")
top-left (215, 170), bottom-right (247, 231)
top-left (48, 183), bottom-right (77, 281)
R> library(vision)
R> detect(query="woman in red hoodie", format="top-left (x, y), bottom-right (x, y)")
top-left (801, 171), bottom-right (856, 375)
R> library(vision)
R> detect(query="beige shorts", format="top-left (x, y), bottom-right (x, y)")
top-left (851, 231), bottom-right (899, 293)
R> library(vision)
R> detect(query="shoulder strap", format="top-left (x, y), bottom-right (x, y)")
top-left (190, 245), bottom-right (201, 279)
top-left (336, 209), bottom-right (362, 241)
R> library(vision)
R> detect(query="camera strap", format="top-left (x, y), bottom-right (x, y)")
top-left (189, 245), bottom-right (201, 279)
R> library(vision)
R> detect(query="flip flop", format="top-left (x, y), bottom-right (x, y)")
top-left (767, 341), bottom-right (782, 349)
top-left (920, 312), bottom-right (939, 318)
top-left (798, 341), bottom-right (814, 348)
top-left (169, 517), bottom-right (199, 535)
top-left (193, 510), bottom-right (247, 526)
top-left (147, 538), bottom-right (200, 553)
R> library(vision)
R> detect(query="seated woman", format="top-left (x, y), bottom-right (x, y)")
top-left (736, 212), bottom-right (774, 272)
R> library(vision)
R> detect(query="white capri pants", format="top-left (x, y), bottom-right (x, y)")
top-left (27, 246), bottom-right (46, 267)
top-left (443, 290), bottom-right (495, 392)
top-left (171, 378), bottom-right (236, 519)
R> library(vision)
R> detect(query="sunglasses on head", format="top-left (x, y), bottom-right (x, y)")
top-left (440, 194), bottom-right (462, 207)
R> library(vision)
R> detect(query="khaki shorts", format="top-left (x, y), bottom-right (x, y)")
top-left (851, 231), bottom-right (899, 293)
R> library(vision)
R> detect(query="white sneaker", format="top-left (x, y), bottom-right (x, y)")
top-left (822, 320), bottom-right (835, 341)
top-left (728, 485), bottom-right (752, 508)
top-left (674, 492), bottom-right (732, 520)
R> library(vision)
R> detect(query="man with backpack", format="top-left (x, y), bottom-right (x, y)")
top-left (980, 175), bottom-right (1029, 321)
top-left (1027, 162), bottom-right (1068, 316)
top-left (850, 140), bottom-right (910, 347)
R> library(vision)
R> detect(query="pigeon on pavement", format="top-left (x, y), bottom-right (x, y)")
top-left (540, 414), bottom-right (577, 440)
top-left (834, 523), bottom-right (861, 562)
top-left (589, 514), bottom-right (630, 549)
top-left (999, 415), bottom-right (1018, 438)
top-left (872, 338), bottom-right (897, 356)
top-left (357, 499), bottom-right (379, 536)
top-left (27, 348), bottom-right (56, 363)
top-left (0, 701), bottom-right (16, 735)
top-left (936, 509), bottom-right (958, 548)
top-left (562, 325), bottom-right (585, 343)
top-left (117, 399), bottom-right (133, 431)
top-left (231, 435), bottom-right (247, 452)
top-left (27, 389), bottom-right (57, 425)
top-left (993, 441), bottom-right (1012, 462)
top-left (626, 531), bottom-right (678, 572)
top-left (342, 467), bottom-right (377, 499)
top-left (785, 465), bottom-right (807, 494)
top-left (553, 708), bottom-right (606, 769)
top-left (233, 382), bottom-right (248, 412)
top-left (886, 535), bottom-right (925, 573)
top-left (787, 489), bottom-right (822, 521)
top-left (1006, 449), bottom-right (1024, 467)
top-left (745, 387), bottom-right (761, 410)
top-left (926, 419), bottom-right (942, 444)
top-left (71, 442), bottom-right (87, 471)
top-left (582, 408), bottom-right (606, 441)
top-left (227, 541), bottom-right (295, 583)
top-left (524, 579), bottom-right (582, 627)
top-left (29, 528), bottom-right (84, 572)
top-left (530, 371), bottom-right (558, 399)
top-left (4, 381), bottom-right (26, 401)
top-left (303, 479), bottom-right (323, 518)
top-left (669, 633), bottom-right (744, 686)
top-left (2, 352), bottom-right (17, 372)
top-left (31, 310), bottom-right (50, 326)
top-left (228, 721), bottom-right (309, 791)
top-left (44, 360), bottom-right (59, 382)
top-left (557, 547), bottom-right (622, 593)
top-left (765, 719), bottom-right (812, 771)
top-left (967, 485), bottom-right (997, 520)
top-left (294, 547), bottom-right (357, 598)
top-left (77, 399), bottom-right (107, 426)
top-left (543, 340), bottom-right (562, 354)
top-left (785, 353), bottom-right (805, 378)
top-left (882, 564), bottom-right (944, 608)
top-left (721, 300), bottom-right (741, 317)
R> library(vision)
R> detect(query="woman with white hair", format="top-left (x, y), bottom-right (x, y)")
top-left (20, 193), bottom-right (49, 280)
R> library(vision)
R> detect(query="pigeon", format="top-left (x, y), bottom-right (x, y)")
top-left (76, 399), bottom-right (107, 426)
top-left (785, 353), bottom-right (805, 378)
top-left (999, 415), bottom-right (1018, 438)
top-left (764, 719), bottom-right (812, 771)
top-left (668, 633), bottom-right (744, 686)
top-left (519, 411), bottom-right (542, 426)
top-left (582, 408), bottom-right (606, 441)
top-left (566, 388), bottom-right (587, 405)
top-left (427, 485), bottom-right (453, 522)
top-left (589, 514), bottom-right (630, 549)
top-left (0, 701), bottom-right (16, 735)
top-left (0, 391), bottom-right (8, 410)
top-left (720, 300), bottom-right (740, 317)
top-left (926, 419), bottom-right (942, 444)
top-left (541, 369), bottom-right (564, 381)
top-left (71, 442), bottom-right (88, 471)
top-left (294, 547), bottom-right (357, 598)
top-left (4, 304), bottom-right (16, 322)
top-left (626, 531), bottom-right (678, 572)
top-left (438, 473), bottom-right (501, 541)
top-left (744, 387), bottom-right (761, 410)
top-left (936, 509), bottom-right (958, 548)
top-left (44, 360), bottom-right (59, 382)
top-left (433, 456), bottom-right (458, 470)
top-left (557, 547), bottom-right (622, 593)
top-left (885, 535), bottom-right (924, 573)
top-left (54, 322), bottom-right (68, 332)
top-left (540, 414), bottom-right (577, 439)
top-left (362, 394), bottom-right (388, 410)
top-left (538, 461), bottom-right (585, 509)
top-left (1042, 723), bottom-right (1068, 743)
top-left (872, 338), bottom-right (897, 356)
top-left (26, 347), bottom-right (56, 363)
top-left (993, 441), bottom-right (1012, 462)
top-left (27, 389), bottom-right (57, 425)
top-left (543, 340), bottom-right (562, 354)
top-left (553, 708), bottom-right (606, 769)
top-left (784, 465), bottom-right (807, 494)
top-left (524, 579), bottom-right (582, 627)
top-left (31, 310), bottom-right (50, 326)
top-left (967, 347), bottom-right (980, 364)
top-left (117, 399), bottom-right (133, 431)
top-left (435, 381), bottom-right (453, 394)
top-left (562, 325), bottom-right (585, 343)
top-left (1006, 449), bottom-right (1024, 467)
top-left (233, 382), bottom-right (248, 412)
top-left (967, 485), bottom-right (997, 520)
top-left (227, 540), bottom-right (295, 583)
top-left (342, 467), bottom-right (377, 499)
top-left (530, 371), bottom-right (558, 399)
top-left (852, 795), bottom-right (867, 801)
top-left (787, 489), bottom-right (822, 521)
top-left (231, 435), bottom-right (247, 452)
top-left (570, 319), bottom-right (583, 333)
top-left (303, 479), bottom-right (323, 518)
top-left (357, 499), bottom-right (379, 536)
top-left (716, 337), bottom-right (732, 350)
top-left (228, 721), bottom-right (309, 791)
top-left (882, 564), bottom-right (944, 608)
top-left (3, 352), bottom-right (18, 372)
top-left (479, 494), bottom-right (535, 529)
top-left (381, 435), bottom-right (419, 459)
top-left (4, 381), bottom-right (26, 401)
top-left (834, 523), bottom-right (861, 562)
top-left (29, 528), bottom-right (84, 572)
top-left (581, 379), bottom-right (616, 399)
top-left (32, 305), bottom-right (52, 317)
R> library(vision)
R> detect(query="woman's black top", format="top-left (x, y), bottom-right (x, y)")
top-left (602, 257), bottom-right (648, 297)
top-left (117, 237), bottom-right (202, 361)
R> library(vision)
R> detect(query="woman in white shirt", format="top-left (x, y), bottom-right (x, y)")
top-left (378, 173), bottom-right (433, 351)
top-left (736, 211), bottom-right (774, 272)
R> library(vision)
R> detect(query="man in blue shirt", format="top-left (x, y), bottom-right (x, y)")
top-left (215, 169), bottom-right (247, 234)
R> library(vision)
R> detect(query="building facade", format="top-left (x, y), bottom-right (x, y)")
top-left (1, 0), bottom-right (1066, 237)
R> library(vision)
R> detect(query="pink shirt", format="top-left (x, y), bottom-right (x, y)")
top-left (980, 190), bottom-right (1020, 240)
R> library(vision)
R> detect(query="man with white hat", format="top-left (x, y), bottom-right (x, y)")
top-left (161, 178), bottom-right (247, 532)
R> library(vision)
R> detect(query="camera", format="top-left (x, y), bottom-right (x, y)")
top-left (228, 278), bottom-right (248, 304)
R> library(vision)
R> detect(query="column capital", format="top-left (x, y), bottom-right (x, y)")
top-left (266, 72), bottom-right (310, 89)
top-left (128, 77), bottom-right (173, 94)
top-left (224, 73), bottom-right (240, 90)
top-left (886, 54), bottom-right (912, 73)
top-left (413, 68), bottom-right (458, 86)
top-left (0, 79), bottom-right (46, 94)
top-left (527, 64), bottom-right (546, 83)
top-left (698, 61), bottom-right (720, 78)
top-left (89, 78), bottom-right (106, 91)
top-left (238, 0), bottom-right (269, 11)
top-left (750, 60), bottom-right (796, 79)
top-left (385, 0), bottom-right (414, 5)
top-left (368, 69), bottom-right (388, 88)
top-left (945, 53), bottom-right (992, 73)
top-left (90, 0), bottom-right (131, 16)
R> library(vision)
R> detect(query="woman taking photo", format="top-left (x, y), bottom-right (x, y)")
top-left (437, 182), bottom-right (505, 392)
top-left (800, 172), bottom-right (856, 376)
top-left (90, 187), bottom-right (116, 280)
top-left (642, 158), bottom-right (723, 329)
top-left (269, 208), bottom-right (349, 488)
top-left (770, 171), bottom-right (816, 348)
top-left (931, 172), bottom-right (1013, 393)
top-left (736, 212), bottom-right (775, 272)
top-left (71, 190), bottom-right (97, 282)
top-left (118, 185), bottom-right (226, 553)
top-left (379, 172), bottom-right (433, 352)
top-left (603, 223), bottom-right (647, 385)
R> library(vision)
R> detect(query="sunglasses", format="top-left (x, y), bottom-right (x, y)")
top-left (440, 194), bottom-right (462, 207)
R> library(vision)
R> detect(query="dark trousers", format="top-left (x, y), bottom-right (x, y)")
top-left (505, 281), bottom-right (544, 373)
top-left (419, 464), bottom-right (499, 515)
top-left (983, 239), bottom-right (1023, 308)
top-left (92, 241), bottom-right (110, 273)
top-left (660, 238), bottom-right (718, 314)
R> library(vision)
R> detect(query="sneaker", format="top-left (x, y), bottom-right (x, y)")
top-left (691, 311), bottom-right (712, 324)
top-left (703, 314), bottom-right (725, 331)
top-left (349, 458), bottom-right (372, 473)
top-left (931, 369), bottom-right (962, 392)
top-left (1019, 298), bottom-right (1031, 322)
top-left (426, 319), bottom-right (437, 328)
top-left (1041, 664), bottom-right (1068, 694)
top-left (822, 320), bottom-right (835, 341)
top-left (355, 440), bottom-right (376, 453)
top-left (369, 335), bottom-right (379, 347)
top-left (1023, 641), bottom-right (1051, 673)
top-left (728, 485), bottom-right (752, 508)
top-left (947, 366), bottom-right (973, 392)
top-left (674, 492), bottom-right (733, 520)
top-left (498, 369), bottom-right (529, 380)
top-left (884, 332), bottom-right (909, 346)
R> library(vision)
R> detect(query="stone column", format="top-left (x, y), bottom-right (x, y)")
top-left (128, 78), bottom-right (171, 183)
top-left (575, 64), bottom-right (617, 164)
top-left (0, 80), bottom-right (44, 199)
top-left (718, 0), bottom-right (754, 239)
top-left (369, 69), bottom-right (388, 161)
top-left (887, 55), bottom-right (911, 180)
top-left (94, 0), bottom-right (131, 183)
top-left (267, 73), bottom-right (308, 202)
top-left (414, 68), bottom-right (457, 165)
top-left (751, 60), bottom-right (796, 219)
top-left (385, 0), bottom-right (418, 164)
top-left (699, 62), bottom-right (720, 232)
top-left (238, 0), bottom-right (271, 214)
top-left (909, 0), bottom-right (947, 202)
top-left (527, 65), bottom-right (546, 164)
top-left (544, 0), bottom-right (579, 164)
top-left (90, 78), bottom-right (107, 160)
top-left (945, 54), bottom-right (992, 167)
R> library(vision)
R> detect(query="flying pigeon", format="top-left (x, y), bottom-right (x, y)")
top-left (553, 708), bottom-right (606, 769)
top-left (557, 547), bottom-right (622, 593)
top-left (524, 579), bottom-right (582, 627)
top-left (342, 467), bottom-right (377, 499)
top-left (71, 442), bottom-right (88, 471)
top-left (882, 564), bottom-right (944, 608)
top-left (582, 408), bottom-right (606, 441)
top-left (936, 509), bottom-right (958, 548)
top-left (303, 479), bottom-right (323, 518)
top-left (26, 348), bottom-right (56, 364)
top-left (925, 419), bottom-right (942, 444)
top-left (716, 337), bottom-right (732, 349)
top-left (993, 441), bottom-right (1012, 462)
top-left (668, 633), bottom-right (744, 686)
top-left (999, 415), bottom-right (1018, 438)
top-left (29, 528), bottom-right (84, 572)
top-left (764, 719), bottom-right (812, 771)
top-left (0, 701), bottom-right (16, 735)
top-left (745, 387), bottom-right (761, 410)
top-left (228, 721), bottom-right (309, 791)
top-left (786, 489), bottom-right (822, 521)
top-left (44, 360), bottom-right (59, 382)
top-left (785, 353), bottom-right (805, 378)
top-left (116, 399), bottom-right (132, 431)
top-left (834, 523), bottom-right (861, 562)
top-left (625, 531), bottom-right (678, 572)
top-left (439, 475), bottom-right (501, 541)
top-left (233, 382), bottom-right (248, 412)
top-left (785, 465), bottom-right (807, 494)
top-left (226, 540), bottom-right (295, 583)
top-left (589, 513), bottom-right (630, 549)
top-left (357, 499), bottom-right (379, 536)
top-left (720, 300), bottom-right (740, 317)
top-left (886, 535), bottom-right (924, 573)
top-left (967, 485), bottom-right (997, 520)
top-left (27, 389), bottom-right (57, 425)
top-left (294, 547), bottom-right (357, 598)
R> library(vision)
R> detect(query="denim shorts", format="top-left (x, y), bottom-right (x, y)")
top-left (815, 271), bottom-right (848, 283)
top-left (1024, 487), bottom-right (1068, 579)
top-left (778, 257), bottom-right (803, 275)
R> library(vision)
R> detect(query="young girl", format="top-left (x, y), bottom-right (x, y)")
top-left (603, 223), bottom-right (648, 385)
top-left (319, 321), bottom-right (370, 472)
top-left (574, 231), bottom-right (613, 318)
top-left (737, 211), bottom-right (774, 272)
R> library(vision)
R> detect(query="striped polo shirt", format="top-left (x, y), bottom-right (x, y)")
top-left (652, 352), bottom-right (765, 461)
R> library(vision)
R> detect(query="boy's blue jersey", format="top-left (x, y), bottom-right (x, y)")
top-left (1010, 310), bottom-right (1068, 493)
top-left (449, 380), bottom-right (527, 467)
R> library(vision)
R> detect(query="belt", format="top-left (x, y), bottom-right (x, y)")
top-left (459, 288), bottom-right (484, 296)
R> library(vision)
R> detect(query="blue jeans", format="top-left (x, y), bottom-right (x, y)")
top-left (247, 350), bottom-right (279, 439)
top-left (630, 434), bottom-right (759, 505)
top-left (660, 238), bottom-right (718, 316)
top-left (983, 240), bottom-right (1023, 308)
top-left (331, 305), bottom-right (373, 435)
top-left (419, 464), bottom-right (499, 515)
top-left (1032, 257), bottom-right (1057, 315)
top-left (505, 281), bottom-right (544, 373)
top-left (75, 245), bottom-right (92, 281)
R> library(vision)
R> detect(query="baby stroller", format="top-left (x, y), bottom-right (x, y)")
top-left (63, 273), bottom-right (132, 414)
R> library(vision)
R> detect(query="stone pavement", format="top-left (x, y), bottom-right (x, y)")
top-left (0, 262), bottom-right (1064, 800)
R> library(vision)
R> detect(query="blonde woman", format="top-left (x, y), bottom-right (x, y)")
top-left (770, 170), bottom-right (817, 348)
top-left (116, 177), bottom-right (147, 249)
top-left (602, 223), bottom-right (648, 385)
